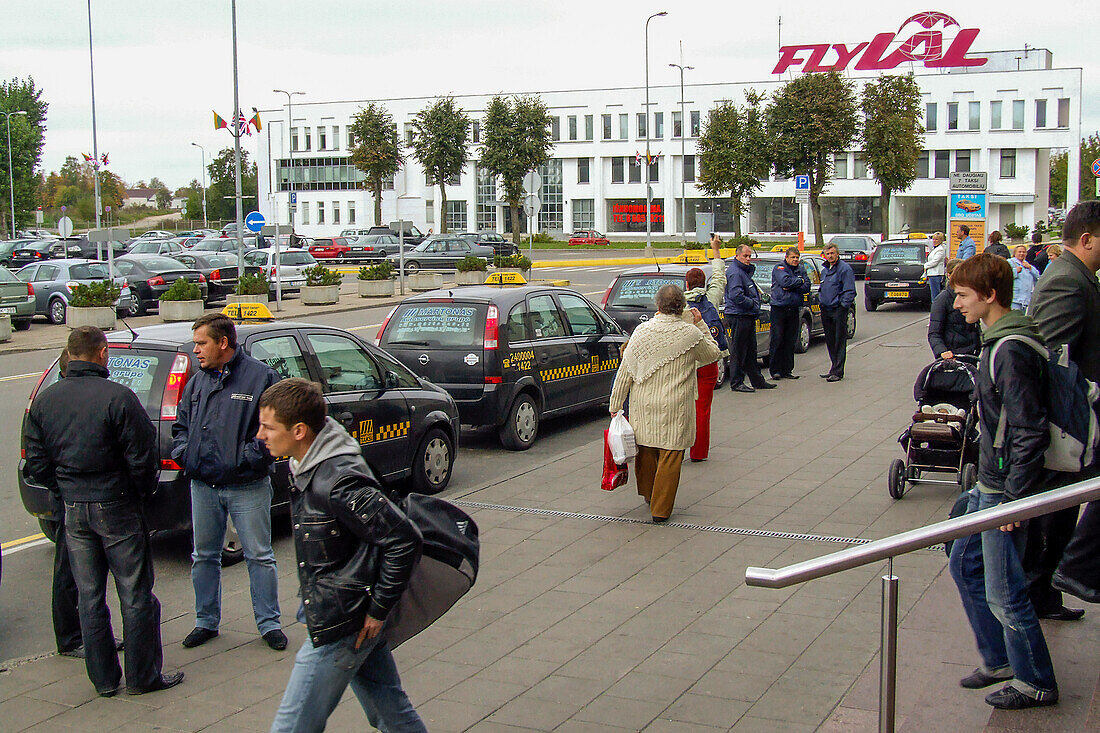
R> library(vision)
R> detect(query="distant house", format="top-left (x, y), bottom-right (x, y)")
top-left (123, 188), bottom-right (157, 208)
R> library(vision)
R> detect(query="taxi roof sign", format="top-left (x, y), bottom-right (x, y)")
top-left (222, 301), bottom-right (275, 321)
top-left (485, 271), bottom-right (527, 285)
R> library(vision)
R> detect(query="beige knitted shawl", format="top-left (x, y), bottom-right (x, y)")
top-left (619, 313), bottom-right (704, 384)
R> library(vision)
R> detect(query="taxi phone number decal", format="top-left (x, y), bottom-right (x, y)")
top-left (503, 349), bottom-right (535, 371)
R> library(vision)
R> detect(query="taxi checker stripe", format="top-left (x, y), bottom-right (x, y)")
top-left (540, 357), bottom-right (621, 382)
top-left (375, 421), bottom-right (410, 441)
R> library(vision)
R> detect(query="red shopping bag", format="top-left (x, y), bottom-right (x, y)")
top-left (602, 430), bottom-right (629, 491)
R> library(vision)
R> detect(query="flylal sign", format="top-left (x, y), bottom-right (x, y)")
top-left (773, 11), bottom-right (988, 75)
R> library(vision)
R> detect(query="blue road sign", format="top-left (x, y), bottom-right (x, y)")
top-left (290, 192), bottom-right (297, 204)
top-left (1092, 158), bottom-right (1100, 177)
top-left (245, 211), bottom-right (266, 233)
top-left (794, 175), bottom-right (810, 190)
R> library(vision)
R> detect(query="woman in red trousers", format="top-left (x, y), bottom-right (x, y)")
top-left (684, 235), bottom-right (728, 461)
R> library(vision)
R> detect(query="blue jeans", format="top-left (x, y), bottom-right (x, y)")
top-left (928, 275), bottom-right (945, 301)
top-left (948, 488), bottom-right (1058, 698)
top-left (270, 631), bottom-right (427, 733)
top-left (191, 477), bottom-right (281, 634)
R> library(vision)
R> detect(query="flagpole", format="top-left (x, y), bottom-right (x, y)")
top-left (231, 0), bottom-right (245, 279)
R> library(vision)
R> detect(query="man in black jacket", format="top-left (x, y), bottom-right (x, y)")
top-left (927, 259), bottom-right (981, 360)
top-left (947, 255), bottom-right (1058, 710)
top-left (24, 327), bottom-right (183, 697)
top-left (819, 244), bottom-right (857, 381)
top-left (171, 314), bottom-right (285, 650)
top-left (724, 245), bottom-right (775, 393)
top-left (258, 379), bottom-right (426, 733)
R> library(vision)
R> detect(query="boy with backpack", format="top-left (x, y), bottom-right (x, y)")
top-left (946, 253), bottom-right (1059, 710)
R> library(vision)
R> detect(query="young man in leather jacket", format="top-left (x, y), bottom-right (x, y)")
top-left (258, 378), bottom-right (426, 733)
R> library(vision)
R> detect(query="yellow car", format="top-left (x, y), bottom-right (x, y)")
top-left (955, 199), bottom-right (982, 213)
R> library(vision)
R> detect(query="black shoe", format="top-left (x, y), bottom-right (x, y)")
top-left (732, 384), bottom-right (755, 393)
top-left (652, 516), bottom-right (669, 524)
top-left (97, 684), bottom-right (122, 698)
top-left (1038, 606), bottom-right (1084, 621)
top-left (769, 374), bottom-right (783, 381)
top-left (689, 457), bottom-right (706, 462)
top-left (182, 627), bottom-right (218, 648)
top-left (819, 373), bottom-right (831, 379)
top-left (126, 671), bottom-right (185, 696)
top-left (985, 684), bottom-right (1058, 709)
top-left (753, 381), bottom-right (777, 390)
top-left (960, 667), bottom-right (1013, 689)
top-left (778, 373), bottom-right (800, 380)
top-left (263, 629), bottom-right (288, 650)
top-left (826, 374), bottom-right (842, 382)
top-left (59, 646), bottom-right (85, 659)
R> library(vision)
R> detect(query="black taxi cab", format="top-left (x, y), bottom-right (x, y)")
top-left (19, 321), bottom-right (460, 544)
top-left (377, 285), bottom-right (627, 450)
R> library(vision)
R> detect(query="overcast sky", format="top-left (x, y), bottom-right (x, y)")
top-left (2, 1), bottom-right (1097, 191)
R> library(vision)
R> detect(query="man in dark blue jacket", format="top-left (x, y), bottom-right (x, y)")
top-left (724, 245), bottom-right (775, 393)
top-left (172, 314), bottom-right (285, 651)
top-left (819, 243), bottom-right (857, 381)
top-left (768, 247), bottom-right (811, 380)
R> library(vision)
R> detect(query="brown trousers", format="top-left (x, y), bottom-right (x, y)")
top-left (635, 445), bottom-right (685, 520)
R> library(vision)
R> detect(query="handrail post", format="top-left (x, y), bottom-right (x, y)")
top-left (879, 566), bottom-right (899, 733)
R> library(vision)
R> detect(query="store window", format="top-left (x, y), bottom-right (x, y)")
top-left (612, 157), bottom-right (624, 184)
top-left (654, 112), bottom-right (664, 139)
top-left (820, 197), bottom-right (882, 234)
top-left (690, 110), bottom-right (701, 137)
top-left (568, 115), bottom-right (577, 141)
top-left (332, 201), bottom-right (340, 224)
top-left (572, 199), bottom-right (595, 231)
top-left (748, 197), bottom-right (798, 233)
top-left (990, 101), bottom-right (1003, 130)
top-left (636, 112), bottom-right (647, 139)
top-left (619, 114), bottom-right (629, 140)
top-left (1000, 149), bottom-right (1016, 178)
top-left (1012, 100), bottom-right (1024, 130)
top-left (577, 158), bottom-right (590, 184)
top-left (584, 114), bottom-right (593, 141)
top-left (607, 198), bottom-right (664, 233)
top-left (672, 111), bottom-right (682, 138)
top-left (446, 201), bottom-right (468, 232)
top-left (1057, 98), bottom-right (1070, 128)
top-left (968, 102), bottom-right (980, 130)
top-left (602, 114), bottom-right (612, 140)
top-left (955, 150), bottom-right (971, 173)
top-left (833, 152), bottom-right (848, 179)
top-left (925, 103), bottom-right (937, 132)
top-left (934, 151), bottom-right (949, 179)
top-left (683, 155), bottom-right (695, 183)
top-left (947, 102), bottom-right (958, 131)
top-left (1035, 99), bottom-right (1047, 128)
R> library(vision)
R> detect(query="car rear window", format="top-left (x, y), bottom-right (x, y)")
top-left (831, 237), bottom-right (870, 251)
top-left (280, 252), bottom-right (315, 266)
top-left (204, 254), bottom-right (237, 268)
top-left (382, 304), bottom-right (485, 348)
top-left (873, 245), bottom-right (924, 264)
top-left (104, 349), bottom-right (175, 414)
top-left (607, 275), bottom-right (686, 307)
top-left (138, 256), bottom-right (187, 271)
top-left (0, 268), bottom-right (18, 283)
top-left (69, 263), bottom-right (110, 280)
top-left (751, 261), bottom-right (778, 285)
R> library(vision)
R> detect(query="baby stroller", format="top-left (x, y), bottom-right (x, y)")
top-left (889, 355), bottom-right (980, 499)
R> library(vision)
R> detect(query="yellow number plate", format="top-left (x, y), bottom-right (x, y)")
top-left (886, 290), bottom-right (909, 298)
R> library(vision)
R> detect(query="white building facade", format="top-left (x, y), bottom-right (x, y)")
top-left (256, 48), bottom-right (1082, 241)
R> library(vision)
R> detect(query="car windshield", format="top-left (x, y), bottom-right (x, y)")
top-left (129, 242), bottom-right (163, 253)
top-left (134, 256), bottom-right (187, 271)
top-left (607, 275), bottom-right (686, 308)
top-left (69, 263), bottom-right (110, 280)
top-left (750, 260), bottom-right (780, 285)
top-left (873, 245), bottom-right (925, 264)
top-left (382, 304), bottom-right (485, 348)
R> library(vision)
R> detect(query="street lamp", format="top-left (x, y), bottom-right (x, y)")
top-left (669, 60), bottom-right (693, 250)
top-left (190, 142), bottom-right (208, 229)
top-left (4, 110), bottom-right (27, 239)
top-left (644, 10), bottom-right (668, 258)
top-left (273, 89), bottom-right (304, 230)
top-left (86, 0), bottom-right (108, 271)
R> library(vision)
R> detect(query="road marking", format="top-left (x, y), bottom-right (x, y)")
top-left (1, 532), bottom-right (47, 551)
top-left (0, 371), bottom-right (40, 383)
top-left (347, 322), bottom-right (382, 332)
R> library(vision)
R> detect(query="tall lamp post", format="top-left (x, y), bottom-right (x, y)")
top-left (669, 59), bottom-right (693, 250)
top-left (4, 110), bottom-right (27, 239)
top-left (644, 11), bottom-right (668, 259)
top-left (86, 0), bottom-right (108, 271)
top-left (190, 142), bottom-right (208, 229)
top-left (273, 90), bottom-right (304, 232)
top-left (230, 0), bottom-right (245, 278)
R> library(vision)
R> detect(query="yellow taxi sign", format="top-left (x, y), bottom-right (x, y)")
top-left (484, 271), bottom-right (527, 285)
top-left (222, 301), bottom-right (275, 321)
top-left (908, 232), bottom-right (929, 240)
top-left (675, 250), bottom-right (709, 264)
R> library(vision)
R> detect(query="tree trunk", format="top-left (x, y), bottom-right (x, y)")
top-left (439, 182), bottom-right (448, 234)
top-left (730, 193), bottom-right (743, 238)
top-left (373, 181), bottom-right (383, 226)
top-left (880, 184), bottom-right (891, 240)
top-left (810, 191), bottom-right (825, 246)
top-left (510, 197), bottom-right (522, 245)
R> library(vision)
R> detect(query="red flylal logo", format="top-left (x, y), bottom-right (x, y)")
top-left (772, 12), bottom-right (988, 75)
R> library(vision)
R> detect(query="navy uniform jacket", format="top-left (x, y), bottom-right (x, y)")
top-left (769, 262), bottom-right (811, 308)
top-left (723, 259), bottom-right (761, 317)
top-left (820, 259), bottom-right (856, 310)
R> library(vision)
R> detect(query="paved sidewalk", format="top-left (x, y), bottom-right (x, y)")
top-left (1, 318), bottom-right (1095, 731)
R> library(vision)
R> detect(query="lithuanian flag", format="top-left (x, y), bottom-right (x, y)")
top-left (213, 111), bottom-right (228, 130)
top-left (249, 111), bottom-right (262, 132)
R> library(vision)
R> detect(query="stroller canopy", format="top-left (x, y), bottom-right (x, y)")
top-left (913, 357), bottom-right (978, 405)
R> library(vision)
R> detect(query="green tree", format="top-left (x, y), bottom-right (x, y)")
top-left (206, 147), bottom-right (257, 222)
top-left (348, 103), bottom-right (403, 225)
top-left (696, 91), bottom-right (769, 238)
top-left (0, 76), bottom-right (48, 235)
top-left (1050, 133), bottom-right (1100, 206)
top-left (860, 75), bottom-right (924, 239)
top-left (411, 98), bottom-right (470, 233)
top-left (98, 170), bottom-right (124, 212)
top-left (766, 71), bottom-right (859, 245)
top-left (479, 95), bottom-right (553, 244)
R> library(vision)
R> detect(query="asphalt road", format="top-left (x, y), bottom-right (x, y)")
top-left (0, 270), bottom-right (928, 665)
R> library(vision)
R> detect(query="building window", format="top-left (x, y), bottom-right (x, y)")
top-left (955, 150), bottom-right (971, 173)
top-left (916, 150), bottom-right (929, 179)
top-left (290, 128), bottom-right (299, 152)
top-left (654, 112), bottom-right (664, 139)
top-left (568, 115), bottom-right (577, 141)
top-left (577, 157), bottom-right (590, 184)
top-left (550, 116), bottom-right (560, 141)
top-left (612, 157), bottom-right (624, 184)
top-left (1000, 149), bottom-right (1016, 178)
top-left (318, 126), bottom-right (327, 150)
top-left (628, 157), bottom-right (642, 184)
top-left (602, 114), bottom-right (612, 140)
top-left (934, 150), bottom-right (949, 179)
top-left (925, 103), bottom-right (937, 132)
top-left (332, 201), bottom-right (340, 224)
top-left (1057, 98), bottom-right (1070, 128)
top-left (572, 199), bottom-right (595, 231)
top-left (332, 126), bottom-right (339, 151)
top-left (968, 101), bottom-right (980, 130)
top-left (347, 128), bottom-right (354, 149)
top-left (833, 152), bottom-right (848, 179)
top-left (300, 202), bottom-right (309, 225)
top-left (690, 110), bottom-right (701, 137)
top-left (382, 172), bottom-right (395, 191)
top-left (472, 120), bottom-right (480, 144)
top-left (304, 127), bottom-right (311, 151)
top-left (476, 165), bottom-right (496, 230)
top-left (682, 155), bottom-right (695, 183)
top-left (672, 111), bottom-right (682, 138)
top-left (1012, 100), bottom-right (1025, 130)
top-left (536, 159), bottom-right (563, 232)
top-left (446, 201), bottom-right (467, 231)
top-left (584, 114), bottom-right (593, 141)
top-left (991, 101), bottom-right (1003, 130)
top-left (619, 113), bottom-right (628, 140)
top-left (448, 171), bottom-right (461, 186)
top-left (348, 201), bottom-right (356, 225)
top-left (317, 201), bottom-right (325, 224)
top-left (425, 200), bottom-right (434, 224)
top-left (947, 102), bottom-right (958, 131)
top-left (1035, 99), bottom-right (1047, 128)
top-left (649, 159), bottom-right (659, 183)
top-left (854, 153), bottom-right (868, 179)
top-left (636, 112), bottom-right (647, 139)
top-left (404, 123), bottom-right (414, 146)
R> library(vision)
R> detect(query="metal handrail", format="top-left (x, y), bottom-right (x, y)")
top-left (744, 475), bottom-right (1100, 733)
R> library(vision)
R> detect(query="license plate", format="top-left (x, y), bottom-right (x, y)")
top-left (886, 290), bottom-right (909, 298)
top-left (0, 307), bottom-right (16, 314)
top-left (286, 279), bottom-right (304, 287)
top-left (840, 253), bottom-right (853, 259)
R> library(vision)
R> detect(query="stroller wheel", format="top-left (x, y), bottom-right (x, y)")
top-left (960, 463), bottom-right (977, 491)
top-left (888, 458), bottom-right (907, 500)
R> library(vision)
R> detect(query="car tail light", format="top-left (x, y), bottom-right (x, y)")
top-left (601, 282), bottom-right (613, 307)
top-left (27, 282), bottom-right (34, 297)
top-left (375, 305), bottom-right (398, 345)
top-left (270, 266), bottom-right (277, 277)
top-left (854, 253), bottom-right (868, 261)
top-left (147, 276), bottom-right (165, 287)
top-left (209, 269), bottom-right (221, 281)
top-left (484, 305), bottom-right (499, 350)
top-left (160, 353), bottom-right (191, 420)
top-left (197, 274), bottom-right (206, 283)
top-left (160, 458), bottom-right (182, 470)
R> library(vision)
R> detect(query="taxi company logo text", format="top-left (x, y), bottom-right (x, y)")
top-left (772, 11), bottom-right (987, 75)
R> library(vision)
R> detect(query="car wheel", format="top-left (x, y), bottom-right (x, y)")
top-left (127, 287), bottom-right (145, 317)
top-left (13, 318), bottom-right (31, 331)
top-left (795, 316), bottom-right (812, 354)
top-left (411, 427), bottom-right (454, 495)
top-left (888, 458), bottom-right (907, 500)
top-left (864, 295), bottom-right (878, 312)
top-left (48, 298), bottom-right (67, 325)
top-left (499, 392), bottom-right (539, 450)
top-left (39, 518), bottom-right (60, 542)
top-left (405, 260), bottom-right (421, 273)
top-left (846, 307), bottom-right (857, 339)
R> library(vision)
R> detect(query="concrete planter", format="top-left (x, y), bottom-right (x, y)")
top-left (227, 293), bottom-right (269, 304)
top-left (455, 269), bottom-right (487, 285)
top-left (410, 272), bottom-right (444, 291)
top-left (0, 314), bottom-right (11, 342)
top-left (159, 299), bottom-right (204, 323)
top-left (69, 306), bottom-right (116, 331)
top-left (358, 279), bottom-right (395, 298)
top-left (302, 284), bottom-right (340, 305)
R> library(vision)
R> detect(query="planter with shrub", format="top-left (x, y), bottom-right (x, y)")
top-left (358, 262), bottom-right (396, 297)
top-left (410, 271), bottom-right (444, 291)
top-left (455, 255), bottom-right (488, 285)
top-left (492, 254), bottom-right (533, 280)
top-left (229, 272), bottom-right (270, 304)
top-left (69, 280), bottom-right (120, 330)
top-left (301, 264), bottom-right (342, 305)
top-left (1004, 223), bottom-right (1030, 242)
top-left (159, 278), bottom-right (205, 322)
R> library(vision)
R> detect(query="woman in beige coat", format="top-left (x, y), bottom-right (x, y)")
top-left (609, 284), bottom-right (720, 522)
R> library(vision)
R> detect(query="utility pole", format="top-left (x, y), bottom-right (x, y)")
top-left (670, 47), bottom-right (693, 250)
top-left (644, 11), bottom-right (667, 259)
top-left (230, 0), bottom-right (244, 278)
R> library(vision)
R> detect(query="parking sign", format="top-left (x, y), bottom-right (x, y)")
top-left (794, 175), bottom-right (810, 190)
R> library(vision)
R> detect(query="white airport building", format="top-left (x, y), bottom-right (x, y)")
top-left (256, 24), bottom-right (1083, 242)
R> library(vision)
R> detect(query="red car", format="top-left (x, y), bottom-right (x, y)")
top-left (568, 230), bottom-right (610, 246)
top-left (308, 237), bottom-right (352, 261)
